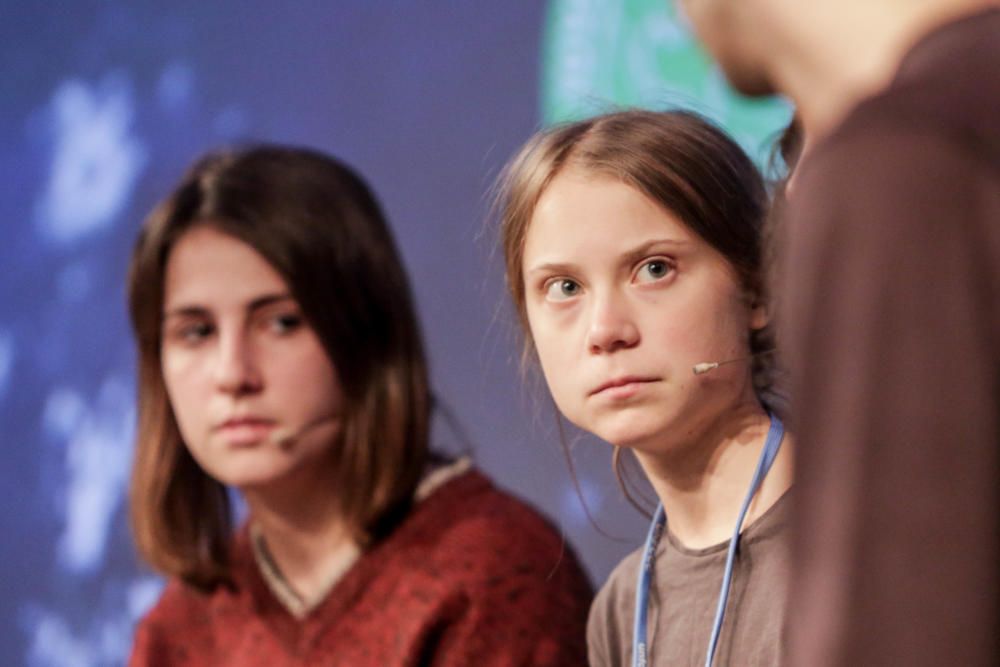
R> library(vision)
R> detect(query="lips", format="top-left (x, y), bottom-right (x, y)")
top-left (216, 416), bottom-right (275, 430)
top-left (589, 376), bottom-right (660, 397)
top-left (214, 416), bottom-right (277, 446)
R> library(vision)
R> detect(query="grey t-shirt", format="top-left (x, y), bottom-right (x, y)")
top-left (588, 491), bottom-right (791, 666)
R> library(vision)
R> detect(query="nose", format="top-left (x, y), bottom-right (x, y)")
top-left (586, 290), bottom-right (640, 354)
top-left (213, 330), bottom-right (262, 395)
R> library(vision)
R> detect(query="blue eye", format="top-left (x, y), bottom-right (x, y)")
top-left (544, 279), bottom-right (581, 302)
top-left (636, 259), bottom-right (674, 284)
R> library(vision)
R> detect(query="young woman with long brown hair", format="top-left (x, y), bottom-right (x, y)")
top-left (126, 145), bottom-right (592, 666)
top-left (496, 110), bottom-right (794, 666)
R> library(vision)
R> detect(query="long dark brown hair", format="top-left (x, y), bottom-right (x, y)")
top-left (495, 109), bottom-right (770, 510)
top-left (128, 146), bottom-right (430, 588)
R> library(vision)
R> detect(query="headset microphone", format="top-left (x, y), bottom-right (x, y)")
top-left (692, 357), bottom-right (752, 375)
top-left (269, 414), bottom-right (339, 448)
top-left (692, 348), bottom-right (777, 375)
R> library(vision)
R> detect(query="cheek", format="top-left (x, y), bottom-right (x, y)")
top-left (536, 352), bottom-right (581, 425)
top-left (638, 292), bottom-right (719, 367)
top-left (526, 310), bottom-right (578, 404)
top-left (301, 367), bottom-right (342, 414)
top-left (653, 314), bottom-right (703, 356)
top-left (665, 279), bottom-right (753, 356)
top-left (535, 341), bottom-right (570, 398)
top-left (161, 352), bottom-right (207, 427)
top-left (274, 343), bottom-right (344, 416)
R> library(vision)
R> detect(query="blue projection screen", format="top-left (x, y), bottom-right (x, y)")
top-left (0, 2), bottom-right (787, 664)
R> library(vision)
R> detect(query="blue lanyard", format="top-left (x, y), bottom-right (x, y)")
top-left (631, 414), bottom-right (785, 667)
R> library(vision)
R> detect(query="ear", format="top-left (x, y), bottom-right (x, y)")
top-left (748, 294), bottom-right (770, 331)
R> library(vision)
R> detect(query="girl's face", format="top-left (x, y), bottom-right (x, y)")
top-left (160, 225), bottom-right (343, 490)
top-left (522, 167), bottom-right (766, 454)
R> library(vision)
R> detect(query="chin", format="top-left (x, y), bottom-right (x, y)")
top-left (718, 58), bottom-right (778, 97)
top-left (589, 400), bottom-right (715, 454)
top-left (209, 458), bottom-right (299, 490)
top-left (219, 471), bottom-right (285, 490)
top-left (588, 415), bottom-right (669, 451)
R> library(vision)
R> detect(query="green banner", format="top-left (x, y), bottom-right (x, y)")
top-left (542, 0), bottom-right (791, 165)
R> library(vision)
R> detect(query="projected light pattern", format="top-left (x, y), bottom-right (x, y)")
top-left (16, 71), bottom-right (154, 664)
top-left (35, 75), bottom-right (147, 245)
top-left (53, 378), bottom-right (134, 575)
top-left (10, 52), bottom-right (246, 664)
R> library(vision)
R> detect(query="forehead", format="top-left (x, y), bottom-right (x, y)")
top-left (524, 168), bottom-right (697, 264)
top-left (163, 225), bottom-right (288, 308)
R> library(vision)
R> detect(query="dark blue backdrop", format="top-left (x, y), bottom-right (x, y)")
top-left (1, 3), bottom-right (787, 664)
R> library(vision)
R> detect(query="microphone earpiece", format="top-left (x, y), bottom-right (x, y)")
top-left (692, 357), bottom-right (749, 375)
top-left (692, 349), bottom-right (775, 375)
top-left (269, 414), bottom-right (339, 448)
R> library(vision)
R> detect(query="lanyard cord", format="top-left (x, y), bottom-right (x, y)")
top-left (631, 414), bottom-right (785, 667)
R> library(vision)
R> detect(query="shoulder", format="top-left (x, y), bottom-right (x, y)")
top-left (805, 112), bottom-right (977, 192)
top-left (129, 579), bottom-right (224, 663)
top-left (829, 22), bottom-right (1000, 171)
top-left (376, 469), bottom-right (593, 664)
top-left (392, 468), bottom-right (593, 603)
top-left (132, 536), bottom-right (258, 654)
top-left (420, 469), bottom-right (578, 564)
top-left (786, 99), bottom-right (997, 269)
top-left (138, 578), bottom-right (214, 629)
top-left (587, 546), bottom-right (642, 666)
top-left (797, 90), bottom-right (995, 213)
top-left (592, 545), bottom-right (642, 612)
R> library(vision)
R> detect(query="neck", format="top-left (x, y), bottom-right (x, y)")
top-left (634, 399), bottom-right (793, 549)
top-left (769, 0), bottom-right (991, 139)
top-left (242, 465), bottom-right (355, 599)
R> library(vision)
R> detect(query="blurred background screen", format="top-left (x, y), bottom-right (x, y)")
top-left (0, 1), bottom-right (788, 664)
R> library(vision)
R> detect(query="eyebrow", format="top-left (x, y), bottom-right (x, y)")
top-left (620, 239), bottom-right (691, 266)
top-left (525, 238), bottom-right (691, 277)
top-left (162, 293), bottom-right (296, 320)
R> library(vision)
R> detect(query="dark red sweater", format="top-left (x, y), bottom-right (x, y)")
top-left (129, 470), bottom-right (592, 666)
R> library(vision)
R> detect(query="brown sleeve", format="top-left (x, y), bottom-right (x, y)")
top-left (779, 116), bottom-right (1000, 666)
